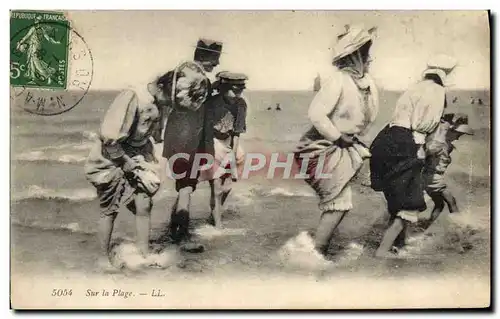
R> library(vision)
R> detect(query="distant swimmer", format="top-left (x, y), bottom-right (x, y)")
top-left (267, 106), bottom-right (272, 110)
top-left (478, 98), bottom-right (484, 105)
top-left (452, 96), bottom-right (458, 103)
top-left (275, 103), bottom-right (282, 111)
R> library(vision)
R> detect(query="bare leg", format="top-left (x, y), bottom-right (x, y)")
top-left (177, 186), bottom-right (193, 212)
top-left (393, 224), bottom-right (408, 249)
top-left (176, 187), bottom-right (192, 242)
top-left (170, 187), bottom-right (193, 243)
top-left (314, 210), bottom-right (347, 255)
top-left (97, 213), bottom-right (118, 270)
top-left (208, 180), bottom-right (216, 226)
top-left (176, 186), bottom-right (205, 253)
top-left (220, 178), bottom-right (232, 207)
top-left (421, 193), bottom-right (445, 231)
top-left (442, 189), bottom-right (459, 214)
top-left (169, 197), bottom-right (179, 237)
top-left (210, 179), bottom-right (223, 228)
top-left (135, 193), bottom-right (152, 257)
top-left (376, 217), bottom-right (406, 258)
top-left (209, 180), bottom-right (216, 213)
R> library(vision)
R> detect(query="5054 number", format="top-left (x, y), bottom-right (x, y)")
top-left (52, 289), bottom-right (73, 297)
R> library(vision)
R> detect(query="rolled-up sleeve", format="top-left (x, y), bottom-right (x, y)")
top-left (410, 84), bottom-right (446, 144)
top-left (100, 90), bottom-right (139, 159)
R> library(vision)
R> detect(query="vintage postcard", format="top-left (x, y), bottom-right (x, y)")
top-left (10, 10), bottom-right (491, 309)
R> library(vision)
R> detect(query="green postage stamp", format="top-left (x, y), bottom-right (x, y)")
top-left (10, 10), bottom-right (93, 115)
top-left (10, 11), bottom-right (70, 89)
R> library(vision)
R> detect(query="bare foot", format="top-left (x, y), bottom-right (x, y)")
top-left (97, 256), bottom-right (120, 273)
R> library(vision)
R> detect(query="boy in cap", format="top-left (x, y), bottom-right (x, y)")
top-left (419, 113), bottom-right (474, 231)
top-left (199, 71), bottom-right (249, 228)
top-left (157, 38), bottom-right (223, 249)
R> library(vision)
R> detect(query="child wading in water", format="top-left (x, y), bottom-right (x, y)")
top-left (199, 71), bottom-right (249, 228)
top-left (85, 89), bottom-right (166, 271)
top-left (159, 39), bottom-right (224, 252)
top-left (420, 113), bottom-right (474, 230)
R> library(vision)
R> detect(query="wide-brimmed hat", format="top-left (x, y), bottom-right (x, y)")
top-left (194, 38), bottom-right (223, 62)
top-left (331, 24), bottom-right (377, 63)
top-left (450, 113), bottom-right (474, 135)
top-left (422, 54), bottom-right (457, 85)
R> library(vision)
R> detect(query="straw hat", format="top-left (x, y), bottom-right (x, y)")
top-left (422, 54), bottom-right (458, 85)
top-left (332, 24), bottom-right (377, 63)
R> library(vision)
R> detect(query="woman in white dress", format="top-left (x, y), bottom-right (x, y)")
top-left (293, 24), bottom-right (379, 257)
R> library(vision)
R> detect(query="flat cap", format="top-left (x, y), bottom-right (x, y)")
top-left (218, 71), bottom-right (248, 86)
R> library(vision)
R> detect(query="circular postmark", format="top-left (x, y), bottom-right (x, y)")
top-left (10, 12), bottom-right (93, 116)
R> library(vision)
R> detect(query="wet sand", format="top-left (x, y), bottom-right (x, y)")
top-left (11, 176), bottom-right (491, 309)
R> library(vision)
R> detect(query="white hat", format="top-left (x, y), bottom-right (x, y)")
top-left (332, 24), bottom-right (377, 63)
top-left (422, 54), bottom-right (458, 85)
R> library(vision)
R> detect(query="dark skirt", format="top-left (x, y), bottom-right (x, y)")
top-left (369, 125), bottom-right (427, 215)
top-left (162, 105), bottom-right (214, 192)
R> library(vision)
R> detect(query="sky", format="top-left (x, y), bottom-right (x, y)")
top-left (66, 10), bottom-right (490, 91)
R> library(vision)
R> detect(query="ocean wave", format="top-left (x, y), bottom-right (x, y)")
top-left (11, 219), bottom-right (94, 235)
top-left (111, 242), bottom-right (180, 270)
top-left (193, 225), bottom-right (247, 240)
top-left (14, 129), bottom-right (100, 141)
top-left (14, 131), bottom-right (96, 163)
top-left (12, 185), bottom-right (97, 202)
top-left (71, 143), bottom-right (94, 150)
top-left (278, 231), bottom-right (333, 271)
top-left (230, 192), bottom-right (255, 206)
top-left (251, 186), bottom-right (315, 198)
top-left (15, 151), bottom-right (88, 164)
top-left (82, 130), bottom-right (99, 141)
top-left (278, 231), bottom-right (365, 272)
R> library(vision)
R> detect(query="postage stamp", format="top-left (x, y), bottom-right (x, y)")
top-left (10, 10), bottom-right (94, 116)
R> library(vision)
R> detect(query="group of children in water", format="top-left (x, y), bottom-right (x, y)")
top-left (84, 28), bottom-right (475, 271)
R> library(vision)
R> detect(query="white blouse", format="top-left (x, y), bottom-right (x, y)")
top-left (390, 80), bottom-right (446, 144)
top-left (307, 69), bottom-right (379, 142)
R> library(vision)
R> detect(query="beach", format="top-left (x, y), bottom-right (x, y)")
top-left (10, 89), bottom-right (491, 309)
